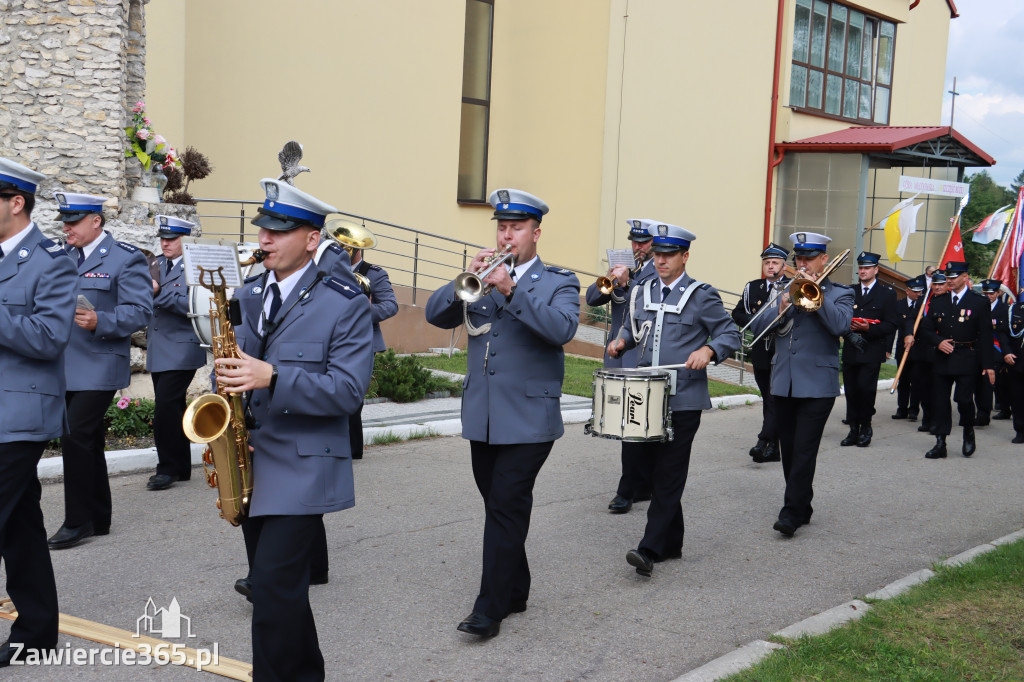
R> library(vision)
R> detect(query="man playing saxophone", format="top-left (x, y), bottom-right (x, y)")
top-left (213, 178), bottom-right (373, 680)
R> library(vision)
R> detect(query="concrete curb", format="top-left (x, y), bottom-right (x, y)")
top-left (670, 527), bottom-right (1024, 681)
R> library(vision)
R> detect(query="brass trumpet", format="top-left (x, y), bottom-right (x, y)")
top-left (324, 219), bottom-right (377, 293)
top-left (595, 255), bottom-right (643, 295)
top-left (454, 245), bottom-right (515, 303)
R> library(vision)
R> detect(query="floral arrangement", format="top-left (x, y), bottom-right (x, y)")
top-left (124, 101), bottom-right (179, 171)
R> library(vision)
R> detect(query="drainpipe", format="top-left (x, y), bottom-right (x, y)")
top-left (763, 0), bottom-right (787, 249)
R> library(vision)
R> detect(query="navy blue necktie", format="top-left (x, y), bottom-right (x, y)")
top-left (77, 248), bottom-right (85, 266)
top-left (0, 245), bottom-right (4, 260)
top-left (661, 286), bottom-right (671, 302)
top-left (266, 283), bottom-right (282, 323)
top-left (166, 259), bottom-right (174, 275)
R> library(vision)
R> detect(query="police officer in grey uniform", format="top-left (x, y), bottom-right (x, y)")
top-left (48, 192), bottom-right (152, 550)
top-left (586, 218), bottom-right (656, 514)
top-left (215, 178), bottom-right (373, 680)
top-left (0, 158), bottom-right (75, 666)
top-left (426, 188), bottom-right (580, 637)
top-left (749, 232), bottom-right (854, 537)
top-left (608, 222), bottom-right (740, 577)
top-left (146, 215), bottom-right (205, 491)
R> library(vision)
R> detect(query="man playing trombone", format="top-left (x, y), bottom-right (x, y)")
top-left (607, 222), bottom-right (739, 577)
top-left (586, 219), bottom-right (657, 514)
top-left (748, 232), bottom-right (853, 537)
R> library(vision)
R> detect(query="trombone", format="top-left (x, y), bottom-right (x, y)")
top-left (454, 245), bottom-right (515, 303)
top-left (743, 248), bottom-right (851, 348)
top-left (323, 218), bottom-right (377, 293)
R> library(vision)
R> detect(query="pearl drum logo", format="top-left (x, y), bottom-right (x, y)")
top-left (626, 389), bottom-right (644, 426)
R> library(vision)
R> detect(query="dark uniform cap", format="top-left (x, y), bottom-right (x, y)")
top-left (252, 178), bottom-right (338, 231)
top-left (930, 272), bottom-right (947, 284)
top-left (625, 218), bottom-right (654, 243)
top-left (905, 275), bottom-right (926, 292)
top-left (53, 191), bottom-right (107, 222)
top-left (0, 156), bottom-right (45, 193)
top-left (760, 242), bottom-right (789, 260)
top-left (650, 222), bottom-right (696, 253)
top-left (943, 260), bottom-right (969, 275)
top-left (856, 251), bottom-right (881, 266)
top-left (488, 188), bottom-right (549, 222)
top-left (980, 278), bottom-right (1002, 293)
top-left (155, 214), bottom-right (196, 239)
top-left (788, 231), bottom-right (831, 255)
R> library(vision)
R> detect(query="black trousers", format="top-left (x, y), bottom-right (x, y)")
top-left (242, 515), bottom-right (325, 682)
top-left (842, 362), bottom-right (881, 425)
top-left (895, 352), bottom-right (913, 413)
top-left (638, 410), bottom-right (702, 560)
top-left (994, 367), bottom-right (1011, 413)
top-left (1007, 372), bottom-right (1024, 433)
top-left (932, 373), bottom-right (978, 436)
top-left (243, 508), bottom-right (330, 581)
top-left (615, 441), bottom-right (653, 500)
top-left (349, 402), bottom-right (363, 460)
top-left (753, 365), bottom-right (779, 442)
top-left (909, 359), bottom-right (933, 423)
top-left (62, 390), bottom-right (116, 528)
top-left (775, 396), bottom-right (835, 525)
top-left (469, 440), bottom-right (552, 621)
top-left (153, 369), bottom-right (198, 479)
top-left (974, 373), bottom-right (994, 417)
top-left (0, 441), bottom-right (59, 649)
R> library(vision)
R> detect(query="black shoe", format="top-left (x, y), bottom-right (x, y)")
top-left (856, 425), bottom-right (873, 447)
top-left (457, 612), bottom-right (500, 637)
top-left (761, 441), bottom-right (781, 462)
top-left (234, 577), bottom-right (253, 603)
top-left (773, 519), bottom-right (797, 537)
top-left (891, 410), bottom-right (908, 419)
top-left (508, 599), bottom-right (528, 615)
top-left (975, 414), bottom-right (990, 427)
top-left (749, 438), bottom-right (768, 461)
top-left (47, 522), bottom-right (94, 550)
top-left (993, 410), bottom-right (1012, 421)
top-left (917, 423), bottom-right (933, 433)
top-left (0, 641), bottom-right (56, 668)
top-left (1013, 432), bottom-right (1024, 444)
top-left (626, 549), bottom-right (654, 577)
top-left (310, 571), bottom-right (329, 586)
top-left (962, 428), bottom-right (976, 457)
top-left (925, 436), bottom-right (947, 459)
top-left (608, 495), bottom-right (632, 514)
top-left (146, 473), bottom-right (179, 490)
top-left (840, 425), bottom-right (860, 446)
top-left (907, 412), bottom-right (919, 422)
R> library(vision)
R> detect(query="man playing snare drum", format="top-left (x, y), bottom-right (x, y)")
top-left (607, 222), bottom-right (739, 577)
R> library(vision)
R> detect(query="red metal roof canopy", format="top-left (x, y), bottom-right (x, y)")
top-left (777, 125), bottom-right (994, 167)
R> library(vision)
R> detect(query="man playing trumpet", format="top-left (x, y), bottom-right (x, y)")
top-left (607, 222), bottom-right (739, 577)
top-left (586, 219), bottom-right (657, 514)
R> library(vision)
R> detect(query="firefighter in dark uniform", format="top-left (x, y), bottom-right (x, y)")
top-left (918, 261), bottom-right (994, 458)
top-left (907, 272), bottom-right (948, 434)
top-left (731, 242), bottom-right (789, 462)
top-left (973, 278), bottom-right (1008, 426)
top-left (996, 300), bottom-right (1024, 443)
top-left (840, 251), bottom-right (898, 447)
top-left (892, 275), bottom-right (925, 421)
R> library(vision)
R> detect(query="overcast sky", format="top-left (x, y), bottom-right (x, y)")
top-left (943, 0), bottom-right (1024, 187)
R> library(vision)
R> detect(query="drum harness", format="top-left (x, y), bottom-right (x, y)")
top-left (629, 278), bottom-right (703, 392)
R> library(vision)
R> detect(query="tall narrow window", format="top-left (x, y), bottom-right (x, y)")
top-left (789, 0), bottom-right (896, 125)
top-left (458, 0), bottom-right (493, 203)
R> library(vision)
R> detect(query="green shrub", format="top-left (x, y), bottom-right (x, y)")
top-left (104, 396), bottom-right (156, 437)
top-left (370, 350), bottom-right (436, 403)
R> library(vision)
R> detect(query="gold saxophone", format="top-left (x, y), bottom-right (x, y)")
top-left (181, 254), bottom-right (263, 526)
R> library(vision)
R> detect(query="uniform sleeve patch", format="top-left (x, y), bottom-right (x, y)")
top-left (323, 276), bottom-right (360, 299)
top-left (116, 241), bottom-right (139, 253)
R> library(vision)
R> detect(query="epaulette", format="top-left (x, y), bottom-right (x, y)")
top-left (833, 282), bottom-right (854, 290)
top-left (325, 242), bottom-right (344, 254)
top-left (366, 263), bottom-right (383, 272)
top-left (116, 241), bottom-right (139, 253)
top-left (243, 272), bottom-right (264, 284)
top-left (698, 283), bottom-right (711, 291)
top-left (40, 238), bottom-right (65, 259)
top-left (323, 275), bottom-right (360, 299)
top-left (545, 266), bottom-right (573, 275)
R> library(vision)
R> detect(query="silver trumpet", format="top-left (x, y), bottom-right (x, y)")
top-left (454, 245), bottom-right (515, 303)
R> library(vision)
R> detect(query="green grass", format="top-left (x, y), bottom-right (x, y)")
top-left (368, 427), bottom-right (441, 447)
top-left (414, 352), bottom-right (755, 398)
top-left (725, 539), bottom-right (1024, 681)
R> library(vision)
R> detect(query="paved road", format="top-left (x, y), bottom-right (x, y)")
top-left (3, 391), bottom-right (1023, 680)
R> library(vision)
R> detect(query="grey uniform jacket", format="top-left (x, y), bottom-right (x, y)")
top-left (425, 258), bottom-right (580, 444)
top-left (354, 260), bottom-right (399, 353)
top-left (146, 255), bottom-right (205, 373)
top-left (233, 266), bottom-right (373, 516)
top-left (585, 259), bottom-right (655, 368)
top-left (749, 278), bottom-right (854, 398)
top-left (617, 272), bottom-right (741, 411)
top-left (0, 224), bottom-right (77, 443)
top-left (63, 232), bottom-right (153, 391)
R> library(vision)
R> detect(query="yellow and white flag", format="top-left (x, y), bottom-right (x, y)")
top-left (882, 195), bottom-right (922, 263)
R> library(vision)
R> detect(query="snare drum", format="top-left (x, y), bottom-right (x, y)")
top-left (188, 243), bottom-right (266, 348)
top-left (584, 368), bottom-right (673, 442)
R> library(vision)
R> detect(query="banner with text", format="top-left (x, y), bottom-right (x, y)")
top-left (897, 176), bottom-right (969, 198)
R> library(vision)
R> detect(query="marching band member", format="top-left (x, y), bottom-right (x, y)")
top-left (840, 252), bottom-right (898, 448)
top-left (731, 242), bottom-right (790, 463)
top-left (607, 222), bottom-right (740, 577)
top-left (973, 278), bottom-right (1009, 426)
top-left (146, 215), bottom-right (205, 491)
top-left (918, 261), bottom-right (994, 459)
top-left (586, 219), bottom-right (656, 514)
top-left (0, 157), bottom-right (75, 666)
top-left (748, 232), bottom-right (853, 537)
top-left (892, 275), bottom-right (925, 421)
top-left (425, 188), bottom-right (580, 637)
top-left (49, 192), bottom-right (152, 550)
top-left (215, 178), bottom-right (373, 679)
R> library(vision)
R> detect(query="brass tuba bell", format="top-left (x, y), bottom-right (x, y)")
top-left (324, 219), bottom-right (377, 293)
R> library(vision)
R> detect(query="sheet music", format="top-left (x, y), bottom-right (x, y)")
top-left (606, 248), bottom-right (634, 270)
top-left (182, 242), bottom-right (243, 288)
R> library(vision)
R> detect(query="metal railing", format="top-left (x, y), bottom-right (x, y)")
top-left (191, 198), bottom-right (746, 371)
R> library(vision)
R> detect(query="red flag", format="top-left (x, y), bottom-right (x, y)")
top-left (990, 188), bottom-right (1024, 297)
top-left (940, 222), bottom-right (966, 266)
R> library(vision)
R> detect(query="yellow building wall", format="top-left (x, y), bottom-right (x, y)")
top-left (144, 0), bottom-right (186, 161)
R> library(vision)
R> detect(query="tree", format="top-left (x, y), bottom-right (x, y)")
top-left (1012, 168), bottom-right (1024, 197)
